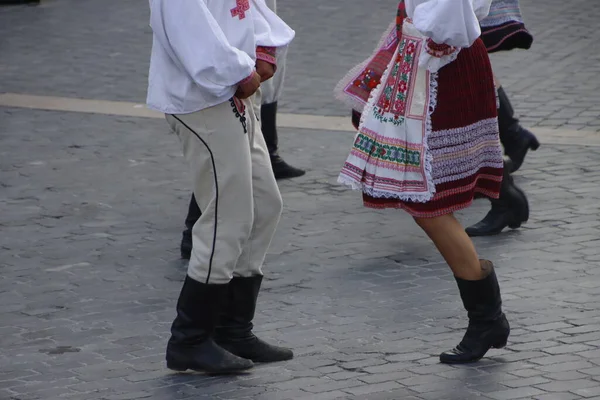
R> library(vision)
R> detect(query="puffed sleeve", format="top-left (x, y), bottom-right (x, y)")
top-left (150, 0), bottom-right (256, 98)
top-left (412, 0), bottom-right (491, 48)
top-left (251, 0), bottom-right (295, 49)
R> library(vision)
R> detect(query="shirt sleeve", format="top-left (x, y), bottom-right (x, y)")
top-left (412, 0), bottom-right (492, 48)
top-left (251, 0), bottom-right (295, 48)
top-left (150, 0), bottom-right (256, 97)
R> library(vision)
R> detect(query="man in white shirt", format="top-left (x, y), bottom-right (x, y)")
top-left (179, 0), bottom-right (303, 262)
top-left (147, 0), bottom-right (295, 374)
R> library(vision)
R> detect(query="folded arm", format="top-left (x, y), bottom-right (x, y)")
top-left (150, 0), bottom-right (256, 97)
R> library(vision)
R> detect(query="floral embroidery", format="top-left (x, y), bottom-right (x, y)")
top-left (352, 68), bottom-right (380, 92)
top-left (230, 0), bottom-right (250, 20)
top-left (372, 36), bottom-right (418, 126)
top-left (230, 97), bottom-right (247, 134)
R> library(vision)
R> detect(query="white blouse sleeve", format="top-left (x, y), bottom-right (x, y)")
top-left (251, 0), bottom-right (295, 48)
top-left (150, 0), bottom-right (255, 97)
top-left (412, 0), bottom-right (491, 48)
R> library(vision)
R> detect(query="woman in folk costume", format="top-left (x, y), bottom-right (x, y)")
top-left (336, 0), bottom-right (510, 364)
top-left (466, 0), bottom-right (538, 237)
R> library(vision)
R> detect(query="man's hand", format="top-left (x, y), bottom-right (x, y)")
top-left (235, 71), bottom-right (261, 99)
top-left (255, 60), bottom-right (275, 82)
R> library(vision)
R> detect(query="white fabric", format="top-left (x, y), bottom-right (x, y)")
top-left (338, 21), bottom-right (436, 203)
top-left (166, 93), bottom-right (283, 284)
top-left (147, 0), bottom-right (295, 114)
top-left (407, 0), bottom-right (491, 47)
top-left (259, 0), bottom-right (287, 104)
top-left (405, 0), bottom-right (492, 72)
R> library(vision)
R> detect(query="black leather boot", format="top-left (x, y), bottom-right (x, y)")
top-left (166, 276), bottom-right (254, 373)
top-left (440, 260), bottom-right (510, 364)
top-left (215, 276), bottom-right (294, 363)
top-left (466, 160), bottom-right (529, 237)
top-left (180, 194), bottom-right (201, 260)
top-left (261, 102), bottom-right (305, 180)
top-left (0, 0), bottom-right (39, 5)
top-left (498, 87), bottom-right (540, 173)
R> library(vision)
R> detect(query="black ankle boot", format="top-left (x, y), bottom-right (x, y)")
top-left (180, 194), bottom-right (201, 260)
top-left (466, 160), bottom-right (529, 237)
top-left (440, 261), bottom-right (510, 364)
top-left (215, 276), bottom-right (294, 363)
top-left (498, 87), bottom-right (539, 173)
top-left (0, 0), bottom-right (39, 5)
top-left (166, 276), bottom-right (254, 373)
top-left (261, 102), bottom-right (305, 180)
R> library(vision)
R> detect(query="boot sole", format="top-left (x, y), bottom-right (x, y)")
top-left (466, 227), bottom-right (505, 237)
top-left (249, 353), bottom-right (294, 363)
top-left (167, 361), bottom-right (253, 374)
top-left (440, 328), bottom-right (510, 364)
top-left (440, 341), bottom-right (506, 365)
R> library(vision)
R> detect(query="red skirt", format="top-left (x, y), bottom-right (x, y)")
top-left (481, 21), bottom-right (533, 53)
top-left (363, 39), bottom-right (504, 217)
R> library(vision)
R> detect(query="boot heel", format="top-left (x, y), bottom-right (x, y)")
top-left (492, 339), bottom-right (507, 349)
top-left (508, 221), bottom-right (522, 229)
top-left (166, 361), bottom-right (188, 372)
top-left (529, 137), bottom-right (540, 151)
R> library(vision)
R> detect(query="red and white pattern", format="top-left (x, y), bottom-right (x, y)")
top-left (230, 0), bottom-right (250, 20)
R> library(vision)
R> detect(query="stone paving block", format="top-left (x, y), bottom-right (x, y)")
top-left (504, 376), bottom-right (552, 388)
top-left (533, 394), bottom-right (584, 400)
top-left (295, 390), bottom-right (350, 400)
top-left (536, 379), bottom-right (600, 393)
top-left (487, 387), bottom-right (547, 400)
top-left (571, 386), bottom-right (600, 398)
top-left (342, 381), bottom-right (403, 396)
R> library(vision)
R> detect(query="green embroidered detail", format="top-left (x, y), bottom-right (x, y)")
top-left (353, 133), bottom-right (421, 166)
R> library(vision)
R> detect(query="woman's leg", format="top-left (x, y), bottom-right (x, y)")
top-left (414, 213), bottom-right (510, 364)
top-left (414, 214), bottom-right (482, 280)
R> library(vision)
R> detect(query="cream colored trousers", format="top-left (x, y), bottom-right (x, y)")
top-left (166, 94), bottom-right (283, 284)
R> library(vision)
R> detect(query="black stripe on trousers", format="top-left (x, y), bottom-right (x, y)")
top-left (172, 115), bottom-right (218, 285)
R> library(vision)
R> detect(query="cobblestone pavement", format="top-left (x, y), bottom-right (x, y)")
top-left (2, 1), bottom-right (600, 400)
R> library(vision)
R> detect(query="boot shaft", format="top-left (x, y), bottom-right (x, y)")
top-left (455, 260), bottom-right (503, 322)
top-left (216, 276), bottom-right (263, 338)
top-left (260, 102), bottom-right (279, 156)
top-left (497, 86), bottom-right (520, 138)
top-left (184, 194), bottom-right (202, 230)
top-left (170, 276), bottom-right (229, 344)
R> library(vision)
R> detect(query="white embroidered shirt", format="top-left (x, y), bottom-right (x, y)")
top-left (405, 0), bottom-right (492, 72)
top-left (146, 0), bottom-right (295, 114)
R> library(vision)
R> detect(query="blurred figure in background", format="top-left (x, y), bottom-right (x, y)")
top-left (0, 0), bottom-right (39, 5)
top-left (466, 0), bottom-right (537, 237)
